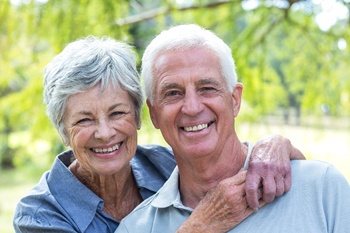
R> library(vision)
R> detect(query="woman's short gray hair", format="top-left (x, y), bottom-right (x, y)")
top-left (44, 36), bottom-right (143, 143)
top-left (141, 24), bottom-right (238, 105)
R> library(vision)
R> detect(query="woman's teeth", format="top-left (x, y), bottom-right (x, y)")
top-left (92, 144), bottom-right (120, 153)
top-left (184, 123), bottom-right (208, 132)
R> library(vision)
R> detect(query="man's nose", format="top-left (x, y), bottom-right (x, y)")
top-left (181, 90), bottom-right (204, 116)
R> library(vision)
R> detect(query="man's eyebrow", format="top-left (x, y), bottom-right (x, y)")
top-left (196, 77), bottom-right (220, 86)
top-left (158, 78), bottom-right (221, 95)
top-left (159, 82), bottom-right (182, 93)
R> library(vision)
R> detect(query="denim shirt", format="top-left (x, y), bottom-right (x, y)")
top-left (13, 145), bottom-right (176, 233)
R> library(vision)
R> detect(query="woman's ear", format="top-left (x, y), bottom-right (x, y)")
top-left (137, 119), bottom-right (142, 130)
top-left (58, 130), bottom-right (69, 147)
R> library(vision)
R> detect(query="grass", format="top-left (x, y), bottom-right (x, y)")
top-left (0, 168), bottom-right (41, 233)
top-left (1, 118), bottom-right (349, 233)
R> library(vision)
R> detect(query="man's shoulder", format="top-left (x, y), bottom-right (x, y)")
top-left (291, 159), bottom-right (331, 170)
top-left (291, 160), bottom-right (349, 188)
top-left (291, 159), bottom-right (341, 174)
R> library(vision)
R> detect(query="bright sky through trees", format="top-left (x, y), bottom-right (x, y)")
top-left (240, 0), bottom-right (349, 33)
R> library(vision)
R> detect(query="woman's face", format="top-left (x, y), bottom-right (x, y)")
top-left (63, 83), bottom-right (138, 175)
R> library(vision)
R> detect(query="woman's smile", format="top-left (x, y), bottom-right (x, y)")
top-left (91, 142), bottom-right (122, 154)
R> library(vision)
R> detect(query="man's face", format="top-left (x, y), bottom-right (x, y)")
top-left (147, 47), bottom-right (242, 163)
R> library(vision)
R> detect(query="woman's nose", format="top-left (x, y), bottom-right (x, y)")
top-left (94, 119), bottom-right (115, 141)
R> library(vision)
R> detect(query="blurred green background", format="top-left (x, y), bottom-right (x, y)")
top-left (1, 0), bottom-right (349, 232)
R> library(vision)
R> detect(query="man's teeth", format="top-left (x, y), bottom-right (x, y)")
top-left (93, 144), bottom-right (120, 153)
top-left (184, 123), bottom-right (208, 132)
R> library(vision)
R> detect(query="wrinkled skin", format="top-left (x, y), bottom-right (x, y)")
top-left (246, 134), bottom-right (305, 210)
top-left (177, 171), bottom-right (264, 233)
top-left (148, 42), bottom-right (305, 232)
top-left (177, 134), bottom-right (305, 232)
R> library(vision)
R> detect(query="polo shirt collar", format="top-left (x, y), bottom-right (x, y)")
top-left (151, 167), bottom-right (193, 211)
top-left (150, 141), bottom-right (253, 211)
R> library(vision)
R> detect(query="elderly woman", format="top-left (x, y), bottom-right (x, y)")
top-left (13, 36), bottom-right (303, 232)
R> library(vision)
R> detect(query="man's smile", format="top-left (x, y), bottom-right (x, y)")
top-left (181, 121), bottom-right (214, 132)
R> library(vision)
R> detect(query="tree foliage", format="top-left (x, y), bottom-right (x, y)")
top-left (0, 0), bottom-right (132, 169)
top-left (0, 0), bottom-right (349, 169)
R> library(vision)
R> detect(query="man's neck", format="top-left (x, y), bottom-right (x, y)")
top-left (177, 141), bottom-right (248, 209)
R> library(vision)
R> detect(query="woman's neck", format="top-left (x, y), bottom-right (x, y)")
top-left (69, 161), bottom-right (142, 221)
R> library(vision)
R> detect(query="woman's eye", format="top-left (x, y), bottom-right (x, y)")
top-left (76, 118), bottom-right (91, 125)
top-left (111, 111), bottom-right (125, 116)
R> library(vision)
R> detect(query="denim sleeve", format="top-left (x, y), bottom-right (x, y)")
top-left (14, 214), bottom-right (77, 233)
top-left (134, 145), bottom-right (176, 179)
top-left (132, 145), bottom-right (176, 199)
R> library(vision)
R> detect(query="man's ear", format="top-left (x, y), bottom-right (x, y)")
top-left (146, 99), bottom-right (160, 129)
top-left (232, 83), bottom-right (243, 117)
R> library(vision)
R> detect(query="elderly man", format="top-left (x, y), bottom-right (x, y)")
top-left (116, 24), bottom-right (350, 233)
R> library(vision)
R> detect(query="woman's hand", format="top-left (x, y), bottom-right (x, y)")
top-left (177, 171), bottom-right (264, 233)
top-left (177, 134), bottom-right (304, 232)
top-left (246, 134), bottom-right (305, 210)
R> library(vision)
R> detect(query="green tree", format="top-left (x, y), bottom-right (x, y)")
top-left (1, 0), bottom-right (349, 170)
top-left (0, 0), bottom-right (132, 170)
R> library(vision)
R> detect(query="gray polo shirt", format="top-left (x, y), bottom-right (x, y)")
top-left (116, 159), bottom-right (350, 232)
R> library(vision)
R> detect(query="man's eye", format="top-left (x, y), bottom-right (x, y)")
top-left (201, 86), bottom-right (216, 91)
top-left (165, 90), bottom-right (180, 97)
